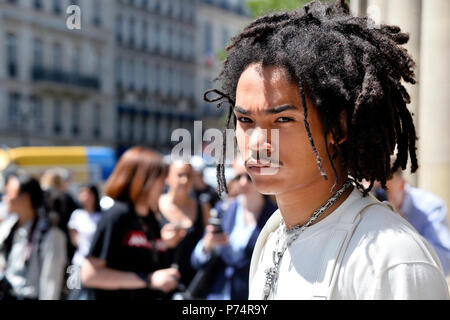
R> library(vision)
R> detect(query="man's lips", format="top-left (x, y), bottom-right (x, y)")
top-left (247, 164), bottom-right (278, 169)
top-left (246, 161), bottom-right (280, 168)
top-left (246, 160), bottom-right (281, 176)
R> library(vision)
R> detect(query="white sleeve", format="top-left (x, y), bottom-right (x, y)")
top-left (67, 210), bottom-right (81, 230)
top-left (373, 263), bottom-right (450, 300)
top-left (39, 228), bottom-right (67, 300)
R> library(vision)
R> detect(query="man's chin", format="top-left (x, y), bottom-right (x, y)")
top-left (251, 176), bottom-right (284, 195)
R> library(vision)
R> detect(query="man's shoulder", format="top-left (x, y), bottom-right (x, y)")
top-left (349, 202), bottom-right (443, 270)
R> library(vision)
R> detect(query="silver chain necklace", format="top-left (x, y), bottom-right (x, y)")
top-left (262, 180), bottom-right (353, 300)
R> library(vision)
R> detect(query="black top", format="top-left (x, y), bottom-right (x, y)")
top-left (159, 201), bottom-right (205, 288)
top-left (86, 201), bottom-right (166, 300)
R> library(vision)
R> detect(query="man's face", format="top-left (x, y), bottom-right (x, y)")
top-left (234, 63), bottom-right (330, 195)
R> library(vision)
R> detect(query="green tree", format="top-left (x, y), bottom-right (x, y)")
top-left (245, 0), bottom-right (334, 18)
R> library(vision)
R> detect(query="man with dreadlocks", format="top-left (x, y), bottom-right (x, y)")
top-left (204, 0), bottom-right (449, 299)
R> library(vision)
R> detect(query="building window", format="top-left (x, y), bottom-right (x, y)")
top-left (128, 114), bottom-right (135, 142)
top-left (72, 47), bottom-right (81, 75)
top-left (142, 21), bottom-right (148, 50)
top-left (71, 102), bottom-right (80, 135)
top-left (155, 65), bottom-right (160, 94)
top-left (116, 15), bottom-right (123, 43)
top-left (172, 0), bottom-right (180, 18)
top-left (189, 34), bottom-right (195, 60)
top-left (203, 22), bottom-right (213, 54)
top-left (31, 96), bottom-right (44, 131)
top-left (142, 62), bottom-right (148, 92)
top-left (53, 99), bottom-right (62, 134)
top-left (8, 92), bottom-right (20, 129)
top-left (33, 39), bottom-right (43, 69)
top-left (94, 51), bottom-right (102, 85)
top-left (141, 115), bottom-right (147, 143)
top-left (53, 42), bottom-right (63, 72)
top-left (154, 23), bottom-right (161, 52)
top-left (53, 0), bottom-right (62, 14)
top-left (129, 17), bottom-right (135, 47)
top-left (167, 27), bottom-right (172, 56)
top-left (93, 104), bottom-right (101, 138)
top-left (173, 69), bottom-right (179, 97)
top-left (6, 33), bottom-right (18, 78)
top-left (128, 59), bottom-right (135, 91)
top-left (167, 67), bottom-right (172, 96)
top-left (93, 0), bottom-right (102, 27)
top-left (33, 0), bottom-right (42, 10)
top-left (116, 56), bottom-right (123, 88)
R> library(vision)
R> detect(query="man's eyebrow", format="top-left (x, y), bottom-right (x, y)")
top-left (234, 104), bottom-right (299, 115)
top-left (265, 104), bottom-right (299, 114)
top-left (234, 106), bottom-right (251, 115)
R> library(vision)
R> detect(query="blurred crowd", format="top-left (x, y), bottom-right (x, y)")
top-left (0, 146), bottom-right (448, 300)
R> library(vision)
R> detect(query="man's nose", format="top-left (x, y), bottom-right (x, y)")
top-left (248, 128), bottom-right (272, 158)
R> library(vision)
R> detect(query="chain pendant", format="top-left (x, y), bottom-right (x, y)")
top-left (263, 265), bottom-right (279, 300)
top-left (260, 180), bottom-right (352, 300)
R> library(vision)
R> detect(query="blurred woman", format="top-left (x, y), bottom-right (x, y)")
top-left (81, 147), bottom-right (180, 300)
top-left (66, 184), bottom-right (103, 299)
top-left (158, 160), bottom-right (210, 290)
top-left (0, 172), bottom-right (67, 300)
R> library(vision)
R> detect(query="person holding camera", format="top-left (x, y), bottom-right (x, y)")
top-left (190, 159), bottom-right (277, 300)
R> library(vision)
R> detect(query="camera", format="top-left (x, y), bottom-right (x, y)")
top-left (208, 208), bottom-right (223, 234)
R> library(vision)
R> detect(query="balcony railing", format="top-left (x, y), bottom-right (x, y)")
top-left (31, 66), bottom-right (100, 90)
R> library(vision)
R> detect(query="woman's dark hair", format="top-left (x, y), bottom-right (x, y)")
top-left (6, 172), bottom-right (44, 210)
top-left (104, 146), bottom-right (169, 204)
top-left (204, 0), bottom-right (418, 196)
top-left (79, 183), bottom-right (102, 213)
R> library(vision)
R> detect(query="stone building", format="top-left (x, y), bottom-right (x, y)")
top-left (114, 0), bottom-right (198, 154)
top-left (197, 0), bottom-right (251, 130)
top-left (0, 0), bottom-right (251, 155)
top-left (0, 0), bottom-right (115, 147)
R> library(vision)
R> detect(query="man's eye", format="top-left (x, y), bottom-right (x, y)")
top-left (276, 117), bottom-right (293, 123)
top-left (237, 117), bottom-right (253, 123)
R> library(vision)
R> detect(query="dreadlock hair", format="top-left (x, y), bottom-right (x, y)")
top-left (204, 0), bottom-right (418, 197)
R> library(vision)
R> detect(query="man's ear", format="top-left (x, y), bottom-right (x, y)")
top-left (329, 109), bottom-right (348, 145)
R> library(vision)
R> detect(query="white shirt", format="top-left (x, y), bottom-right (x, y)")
top-left (249, 188), bottom-right (450, 300)
top-left (67, 209), bottom-right (102, 266)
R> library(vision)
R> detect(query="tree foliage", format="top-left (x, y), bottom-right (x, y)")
top-left (245, 0), bottom-right (333, 18)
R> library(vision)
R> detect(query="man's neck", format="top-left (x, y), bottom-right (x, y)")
top-left (275, 175), bottom-right (353, 229)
